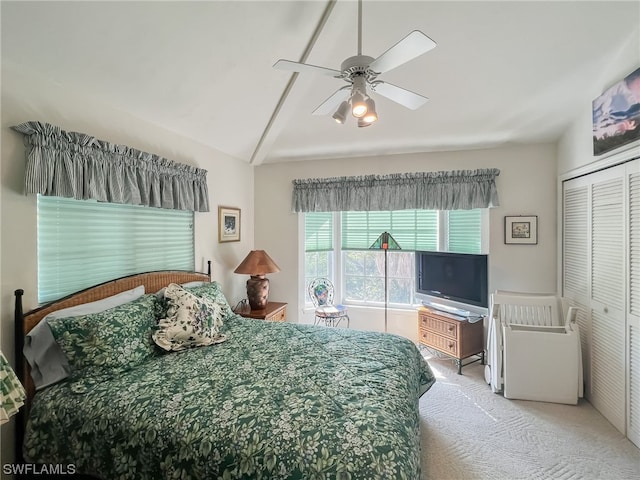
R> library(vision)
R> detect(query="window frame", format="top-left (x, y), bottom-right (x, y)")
top-left (302, 209), bottom-right (488, 309)
top-left (37, 195), bottom-right (195, 304)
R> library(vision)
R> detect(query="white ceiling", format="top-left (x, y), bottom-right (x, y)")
top-left (2, 1), bottom-right (639, 165)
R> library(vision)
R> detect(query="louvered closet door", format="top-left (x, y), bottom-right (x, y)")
top-left (562, 176), bottom-right (591, 394)
top-left (590, 165), bottom-right (626, 434)
top-left (627, 159), bottom-right (640, 447)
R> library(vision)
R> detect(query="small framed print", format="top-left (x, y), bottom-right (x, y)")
top-left (218, 206), bottom-right (241, 243)
top-left (505, 215), bottom-right (538, 245)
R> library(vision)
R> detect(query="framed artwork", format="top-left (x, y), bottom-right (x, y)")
top-left (592, 66), bottom-right (640, 156)
top-left (504, 215), bottom-right (538, 245)
top-left (218, 206), bottom-right (241, 243)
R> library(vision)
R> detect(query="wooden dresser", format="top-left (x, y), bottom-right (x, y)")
top-left (233, 301), bottom-right (287, 322)
top-left (418, 306), bottom-right (484, 374)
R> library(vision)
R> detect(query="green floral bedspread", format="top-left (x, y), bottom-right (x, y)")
top-left (25, 315), bottom-right (435, 479)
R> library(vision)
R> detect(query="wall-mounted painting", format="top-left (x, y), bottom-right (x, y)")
top-left (504, 215), bottom-right (538, 245)
top-left (218, 206), bottom-right (241, 243)
top-left (592, 66), bottom-right (640, 156)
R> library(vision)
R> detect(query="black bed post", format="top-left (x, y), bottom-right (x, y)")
top-left (207, 260), bottom-right (212, 279)
top-left (13, 289), bottom-right (25, 464)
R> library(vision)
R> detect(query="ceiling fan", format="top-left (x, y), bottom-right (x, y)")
top-left (273, 0), bottom-right (436, 127)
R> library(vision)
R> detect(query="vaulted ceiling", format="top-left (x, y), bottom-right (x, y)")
top-left (2, 1), bottom-right (639, 165)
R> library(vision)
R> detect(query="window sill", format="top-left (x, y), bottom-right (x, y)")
top-left (303, 303), bottom-right (419, 314)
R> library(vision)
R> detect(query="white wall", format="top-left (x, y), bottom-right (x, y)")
top-left (254, 143), bottom-right (558, 337)
top-left (0, 66), bottom-right (254, 470)
top-left (558, 29), bottom-right (640, 175)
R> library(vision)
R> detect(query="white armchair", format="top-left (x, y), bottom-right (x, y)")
top-left (486, 291), bottom-right (583, 405)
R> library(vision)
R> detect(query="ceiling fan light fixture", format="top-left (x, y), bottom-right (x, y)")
top-left (332, 100), bottom-right (350, 124)
top-left (362, 98), bottom-right (378, 123)
top-left (273, 0), bottom-right (435, 127)
top-left (351, 91), bottom-right (368, 118)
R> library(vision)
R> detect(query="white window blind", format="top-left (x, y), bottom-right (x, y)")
top-left (38, 196), bottom-right (194, 303)
top-left (304, 212), bottom-right (333, 252)
top-left (341, 210), bottom-right (438, 251)
top-left (447, 209), bottom-right (482, 253)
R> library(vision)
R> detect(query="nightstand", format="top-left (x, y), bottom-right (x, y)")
top-left (233, 301), bottom-right (287, 322)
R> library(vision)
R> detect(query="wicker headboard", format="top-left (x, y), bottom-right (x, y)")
top-left (13, 269), bottom-right (211, 461)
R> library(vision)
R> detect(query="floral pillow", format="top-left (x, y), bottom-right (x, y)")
top-left (48, 294), bottom-right (160, 393)
top-left (152, 283), bottom-right (227, 352)
top-left (184, 281), bottom-right (234, 319)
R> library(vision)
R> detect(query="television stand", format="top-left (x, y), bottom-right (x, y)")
top-left (422, 301), bottom-right (471, 319)
top-left (418, 306), bottom-right (484, 374)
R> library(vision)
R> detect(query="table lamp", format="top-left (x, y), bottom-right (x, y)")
top-left (234, 250), bottom-right (281, 310)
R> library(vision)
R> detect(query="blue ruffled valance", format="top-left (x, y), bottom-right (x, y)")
top-left (292, 169), bottom-right (500, 212)
top-left (12, 121), bottom-right (209, 212)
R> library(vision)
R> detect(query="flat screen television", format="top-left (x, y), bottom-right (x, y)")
top-left (415, 251), bottom-right (488, 309)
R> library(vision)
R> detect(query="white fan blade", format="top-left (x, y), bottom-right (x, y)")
top-left (369, 30), bottom-right (436, 74)
top-left (373, 81), bottom-right (429, 110)
top-left (273, 59), bottom-right (341, 77)
top-left (312, 88), bottom-right (350, 115)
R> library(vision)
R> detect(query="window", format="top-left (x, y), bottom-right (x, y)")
top-left (304, 212), bottom-right (334, 295)
top-left (343, 250), bottom-right (415, 305)
top-left (38, 196), bottom-right (194, 303)
top-left (304, 209), bottom-right (484, 307)
top-left (447, 209), bottom-right (482, 253)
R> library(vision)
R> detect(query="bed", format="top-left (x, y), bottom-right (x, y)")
top-left (14, 271), bottom-right (435, 479)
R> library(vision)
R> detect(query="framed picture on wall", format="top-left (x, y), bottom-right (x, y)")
top-left (504, 215), bottom-right (538, 245)
top-left (218, 206), bottom-right (241, 243)
top-left (592, 66), bottom-right (640, 156)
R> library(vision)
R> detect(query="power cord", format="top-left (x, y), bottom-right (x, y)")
top-left (233, 299), bottom-right (248, 311)
top-left (467, 314), bottom-right (486, 323)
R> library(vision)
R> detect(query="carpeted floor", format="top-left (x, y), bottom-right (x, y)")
top-left (419, 349), bottom-right (640, 480)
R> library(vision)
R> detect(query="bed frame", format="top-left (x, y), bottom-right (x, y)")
top-left (13, 267), bottom-right (211, 463)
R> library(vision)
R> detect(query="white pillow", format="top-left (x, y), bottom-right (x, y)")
top-left (24, 285), bottom-right (145, 390)
top-left (181, 281), bottom-right (207, 288)
top-left (153, 283), bottom-right (226, 351)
